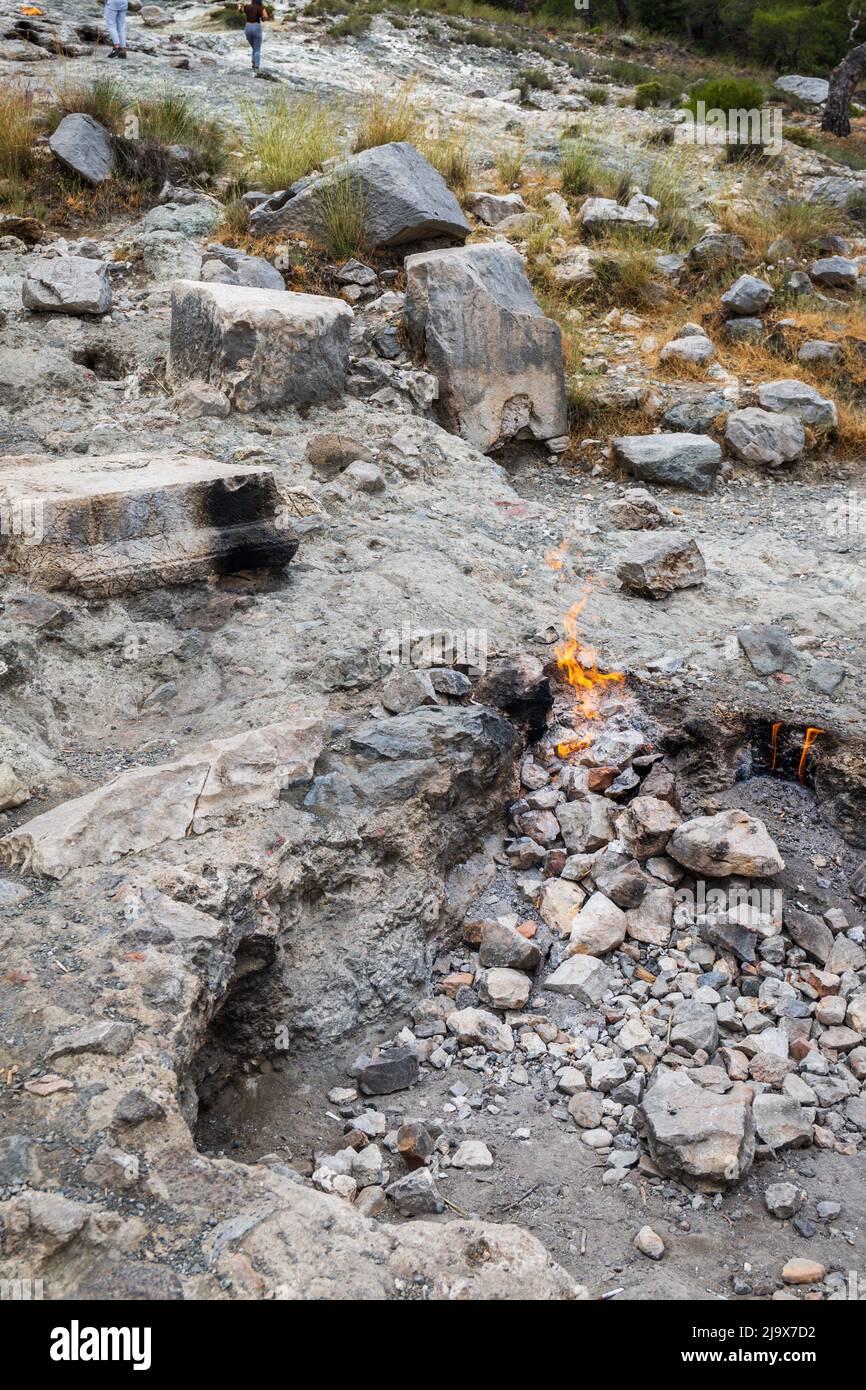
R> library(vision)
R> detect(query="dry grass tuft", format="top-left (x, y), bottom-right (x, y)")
top-left (244, 92), bottom-right (340, 192)
top-left (352, 83), bottom-right (421, 153)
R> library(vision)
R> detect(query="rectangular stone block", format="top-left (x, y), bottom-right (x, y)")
top-left (0, 452), bottom-right (298, 596)
top-left (169, 280), bottom-right (352, 411)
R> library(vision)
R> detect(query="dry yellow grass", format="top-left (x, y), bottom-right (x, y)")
top-left (352, 83), bottom-right (421, 153)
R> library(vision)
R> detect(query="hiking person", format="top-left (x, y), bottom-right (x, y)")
top-left (243, 0), bottom-right (271, 74)
top-left (104, 0), bottom-right (128, 58)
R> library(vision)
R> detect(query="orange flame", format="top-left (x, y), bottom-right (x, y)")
top-left (769, 721), bottom-right (782, 772)
top-left (19, 5), bottom-right (43, 11)
top-left (798, 727), bottom-right (824, 782)
top-left (545, 541), bottom-right (568, 572)
top-left (553, 598), bottom-right (625, 758)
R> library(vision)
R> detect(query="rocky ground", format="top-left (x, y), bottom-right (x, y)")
top-left (1, 0), bottom-right (865, 1303)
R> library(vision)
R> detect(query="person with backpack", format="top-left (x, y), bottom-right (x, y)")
top-left (104, 0), bottom-right (128, 58)
top-left (243, 1), bottom-right (271, 74)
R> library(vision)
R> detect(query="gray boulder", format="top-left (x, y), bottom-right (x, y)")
top-left (22, 256), bottom-right (112, 316)
top-left (721, 274), bottom-right (773, 316)
top-left (659, 333), bottom-right (715, 365)
top-left (404, 242), bottom-right (566, 452)
top-left (48, 114), bottom-right (114, 186)
top-left (752, 1093), bottom-right (813, 1149)
top-left (723, 316), bottom-right (764, 343)
top-left (662, 393), bottom-right (728, 433)
top-left (201, 245), bottom-right (285, 291)
top-left (640, 1065), bottom-right (755, 1188)
top-left (668, 809), bottom-right (784, 877)
top-left (807, 175), bottom-right (864, 210)
top-left (725, 407), bottom-right (805, 466)
top-left (616, 534), bottom-right (707, 599)
top-left (738, 623), bottom-right (799, 675)
top-left (797, 339), bottom-right (841, 364)
top-left (757, 378), bottom-right (837, 429)
top-left (612, 433), bottom-right (722, 493)
top-left (578, 196), bottom-right (657, 235)
top-left (467, 191), bottom-right (526, 226)
top-left (249, 141), bottom-right (470, 247)
top-left (809, 256), bottom-right (858, 288)
top-left (775, 75), bottom-right (828, 105)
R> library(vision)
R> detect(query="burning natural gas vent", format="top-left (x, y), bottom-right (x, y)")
top-left (747, 718), bottom-right (827, 786)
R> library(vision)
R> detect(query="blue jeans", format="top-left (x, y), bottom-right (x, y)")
top-left (104, 0), bottom-right (127, 47)
top-left (245, 21), bottom-right (262, 70)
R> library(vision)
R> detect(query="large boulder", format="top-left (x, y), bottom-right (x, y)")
top-left (249, 141), bottom-right (470, 247)
top-left (775, 75), bottom-right (829, 105)
top-left (668, 809), bottom-right (784, 877)
top-left (200, 245), bottom-right (285, 291)
top-left (48, 114), bottom-right (114, 186)
top-left (404, 242), bottom-right (566, 452)
top-left (612, 433), bottom-right (722, 493)
top-left (725, 407), bottom-right (805, 466)
top-left (169, 280), bottom-right (352, 411)
top-left (686, 232), bottom-right (746, 270)
top-left (756, 378), bottom-right (837, 430)
top-left (616, 534), bottom-right (707, 599)
top-left (640, 1066), bottom-right (755, 1188)
top-left (22, 256), bottom-right (111, 316)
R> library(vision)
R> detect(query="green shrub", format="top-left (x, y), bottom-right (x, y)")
top-left (782, 125), bottom-right (817, 148)
top-left (329, 11), bottom-right (371, 36)
top-left (584, 86), bottom-right (608, 105)
top-left (634, 76), bottom-right (681, 110)
top-left (686, 76), bottom-right (766, 118)
top-left (210, 3), bottom-right (246, 28)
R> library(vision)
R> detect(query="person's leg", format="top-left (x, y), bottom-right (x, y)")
top-left (252, 22), bottom-right (262, 70)
top-left (104, 0), bottom-right (120, 49)
top-left (244, 21), bottom-right (255, 66)
top-left (117, 3), bottom-right (127, 49)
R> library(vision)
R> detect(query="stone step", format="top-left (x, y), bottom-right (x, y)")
top-left (0, 452), bottom-right (297, 596)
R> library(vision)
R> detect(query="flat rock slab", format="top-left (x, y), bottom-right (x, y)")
top-left (612, 433), bottom-right (722, 493)
top-left (0, 452), bottom-right (298, 596)
top-left (0, 717), bottom-right (325, 878)
top-left (169, 281), bottom-right (352, 412)
top-left (616, 534), bottom-right (707, 599)
top-left (404, 242), bottom-right (566, 452)
top-left (249, 141), bottom-right (470, 247)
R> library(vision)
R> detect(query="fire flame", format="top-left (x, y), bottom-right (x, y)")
top-left (769, 721), bottom-right (782, 772)
top-left (19, 5), bottom-right (43, 12)
top-left (798, 727), bottom-right (824, 782)
top-left (553, 597), bottom-right (625, 758)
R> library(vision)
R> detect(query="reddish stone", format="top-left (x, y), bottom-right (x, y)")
top-left (442, 971), bottom-right (474, 998)
top-left (587, 766), bottom-right (618, 792)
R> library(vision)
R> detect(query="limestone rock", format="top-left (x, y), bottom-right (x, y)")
top-left (725, 407), bottom-right (804, 466)
top-left (0, 763), bottom-right (29, 812)
top-left (478, 967), bottom-right (531, 1010)
top-left (618, 795), bottom-right (682, 859)
top-left (775, 75), bottom-right (828, 104)
top-left (566, 890), bottom-right (627, 956)
top-left (721, 274), bottom-right (773, 316)
top-left (668, 810), bottom-right (784, 877)
top-left (404, 242), bottom-right (566, 452)
top-left (545, 954), bottom-right (611, 1005)
top-left (578, 196), bottom-right (658, 234)
top-left (48, 114), bottom-right (114, 186)
top-left (753, 1094), bottom-right (813, 1149)
top-left (809, 256), bottom-right (858, 288)
top-left (478, 920), bottom-right (541, 972)
top-left (446, 1007), bottom-right (514, 1053)
top-left (467, 191), bottom-right (526, 225)
top-left (616, 534), bottom-right (707, 599)
top-left (640, 1065), bottom-right (755, 1187)
top-left (22, 256), bottom-right (111, 316)
top-left (0, 717), bottom-right (325, 878)
top-left (757, 379), bottom-right (837, 430)
top-left (634, 1225), bottom-right (665, 1259)
top-left (612, 433), bottom-right (722, 493)
top-left (249, 142), bottom-right (470, 247)
top-left (169, 281), bottom-right (352, 411)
